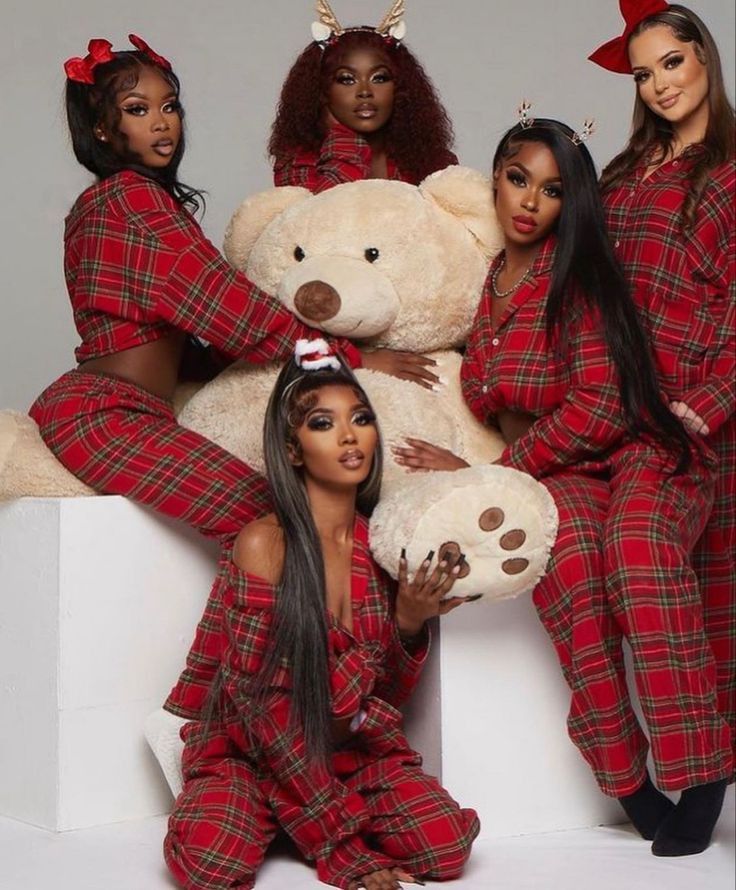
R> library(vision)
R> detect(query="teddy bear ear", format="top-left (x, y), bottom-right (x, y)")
top-left (223, 186), bottom-right (312, 270)
top-left (419, 166), bottom-right (504, 259)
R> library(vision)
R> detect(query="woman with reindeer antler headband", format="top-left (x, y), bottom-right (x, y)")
top-left (269, 0), bottom-right (457, 193)
top-left (590, 1), bottom-right (735, 857)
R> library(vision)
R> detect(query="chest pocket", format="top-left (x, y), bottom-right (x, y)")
top-left (644, 283), bottom-right (716, 368)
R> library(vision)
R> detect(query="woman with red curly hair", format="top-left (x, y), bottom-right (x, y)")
top-left (269, 10), bottom-right (457, 193)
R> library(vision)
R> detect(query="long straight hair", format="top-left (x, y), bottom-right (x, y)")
top-left (599, 4), bottom-right (735, 229)
top-left (254, 355), bottom-right (383, 763)
top-left (494, 120), bottom-right (693, 470)
top-left (65, 52), bottom-right (204, 213)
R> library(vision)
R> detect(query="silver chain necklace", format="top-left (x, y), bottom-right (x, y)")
top-left (491, 260), bottom-right (531, 299)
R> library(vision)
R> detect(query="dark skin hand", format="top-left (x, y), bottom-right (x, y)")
top-left (348, 866), bottom-right (423, 889)
top-left (392, 410), bottom-right (538, 471)
top-left (360, 350), bottom-right (440, 390)
top-left (396, 549), bottom-right (467, 636)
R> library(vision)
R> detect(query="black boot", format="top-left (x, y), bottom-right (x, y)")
top-left (618, 774), bottom-right (675, 840)
top-left (652, 779), bottom-right (729, 856)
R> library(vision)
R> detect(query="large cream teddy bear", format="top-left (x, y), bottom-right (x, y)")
top-left (0, 167), bottom-right (557, 601)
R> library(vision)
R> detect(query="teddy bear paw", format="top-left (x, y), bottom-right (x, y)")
top-left (370, 465), bottom-right (559, 602)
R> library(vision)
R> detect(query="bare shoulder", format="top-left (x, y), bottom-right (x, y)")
top-left (233, 514), bottom-right (284, 584)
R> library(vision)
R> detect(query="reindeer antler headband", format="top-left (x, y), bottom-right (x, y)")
top-left (311, 0), bottom-right (407, 46)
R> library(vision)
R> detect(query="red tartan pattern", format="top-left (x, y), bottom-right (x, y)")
top-left (63, 170), bottom-right (361, 368)
top-left (460, 236), bottom-right (625, 479)
top-left (459, 234), bottom-right (733, 793)
top-left (164, 515), bottom-right (479, 888)
top-left (533, 473), bottom-right (651, 795)
top-left (605, 443), bottom-right (733, 789)
top-left (272, 122), bottom-right (457, 192)
top-left (603, 154), bottom-right (736, 756)
top-left (29, 370), bottom-right (271, 544)
top-left (602, 154), bottom-right (735, 430)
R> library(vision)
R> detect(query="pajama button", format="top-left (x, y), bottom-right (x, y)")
top-left (482, 384), bottom-right (488, 393)
top-left (492, 338), bottom-right (499, 346)
top-left (614, 240), bottom-right (620, 248)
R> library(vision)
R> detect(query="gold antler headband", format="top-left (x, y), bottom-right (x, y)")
top-left (376, 0), bottom-right (406, 36)
top-left (314, 0), bottom-right (343, 37)
top-left (311, 0), bottom-right (407, 47)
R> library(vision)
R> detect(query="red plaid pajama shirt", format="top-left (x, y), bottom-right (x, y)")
top-left (29, 170), bottom-right (364, 696)
top-left (164, 515), bottom-right (479, 890)
top-left (272, 122), bottom-right (456, 192)
top-left (604, 154), bottom-right (736, 755)
top-left (460, 235), bottom-right (733, 794)
top-left (30, 173), bottom-right (362, 518)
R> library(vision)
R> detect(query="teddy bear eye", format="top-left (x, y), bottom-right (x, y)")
top-left (364, 247), bottom-right (380, 263)
top-left (294, 246), bottom-right (305, 262)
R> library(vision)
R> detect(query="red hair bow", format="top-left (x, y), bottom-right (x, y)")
top-left (589, 0), bottom-right (670, 74)
top-left (128, 33), bottom-right (172, 71)
top-left (63, 38), bottom-right (114, 84)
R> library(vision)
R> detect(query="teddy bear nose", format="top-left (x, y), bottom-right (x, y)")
top-left (294, 281), bottom-right (342, 321)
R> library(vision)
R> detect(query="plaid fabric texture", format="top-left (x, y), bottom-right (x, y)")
top-left (63, 170), bottom-right (360, 367)
top-left (604, 155), bottom-right (736, 756)
top-left (164, 515), bottom-right (479, 889)
top-left (273, 122), bottom-right (409, 193)
top-left (533, 473), bottom-right (652, 796)
top-left (29, 370), bottom-right (271, 544)
top-left (459, 235), bottom-right (733, 793)
top-left (692, 416), bottom-right (736, 752)
top-left (606, 443), bottom-right (733, 790)
top-left (461, 236), bottom-right (625, 479)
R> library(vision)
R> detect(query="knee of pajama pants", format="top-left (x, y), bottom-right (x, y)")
top-left (385, 805), bottom-right (480, 880)
top-left (164, 767), bottom-right (269, 890)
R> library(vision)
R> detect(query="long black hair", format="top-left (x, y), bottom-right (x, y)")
top-left (599, 4), bottom-right (735, 230)
top-left (65, 51), bottom-right (204, 213)
top-left (494, 120), bottom-right (693, 470)
top-left (253, 353), bottom-right (383, 763)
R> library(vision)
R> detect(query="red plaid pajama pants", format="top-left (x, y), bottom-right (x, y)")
top-left (534, 467), bottom-right (732, 797)
top-left (30, 370), bottom-right (269, 708)
top-left (604, 446), bottom-right (733, 790)
top-left (30, 370), bottom-right (272, 544)
top-left (692, 417), bottom-right (736, 755)
top-left (164, 723), bottom-right (479, 890)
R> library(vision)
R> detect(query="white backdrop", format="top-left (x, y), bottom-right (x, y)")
top-left (1, 0), bottom-right (733, 410)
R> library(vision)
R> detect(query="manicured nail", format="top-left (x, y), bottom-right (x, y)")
top-left (425, 550), bottom-right (435, 562)
top-left (400, 547), bottom-right (407, 560)
top-left (458, 552), bottom-right (466, 565)
top-left (465, 594), bottom-right (483, 602)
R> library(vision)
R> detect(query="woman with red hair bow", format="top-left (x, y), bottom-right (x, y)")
top-left (591, 0), bottom-right (735, 857)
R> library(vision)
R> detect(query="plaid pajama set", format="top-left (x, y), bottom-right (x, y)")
top-left (30, 170), bottom-right (359, 546)
top-left (164, 515), bottom-right (479, 890)
top-left (604, 154), bottom-right (736, 762)
top-left (272, 121), bottom-right (457, 192)
top-left (461, 235), bottom-right (733, 796)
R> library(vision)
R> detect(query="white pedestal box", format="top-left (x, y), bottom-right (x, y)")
top-left (0, 496), bottom-right (620, 836)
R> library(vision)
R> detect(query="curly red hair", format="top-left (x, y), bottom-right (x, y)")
top-left (268, 30), bottom-right (455, 184)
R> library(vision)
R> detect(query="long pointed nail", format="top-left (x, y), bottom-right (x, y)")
top-left (400, 547), bottom-right (407, 560)
top-left (425, 550), bottom-right (435, 562)
top-left (465, 594), bottom-right (483, 602)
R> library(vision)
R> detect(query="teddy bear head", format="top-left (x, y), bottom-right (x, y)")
top-left (224, 167), bottom-right (502, 353)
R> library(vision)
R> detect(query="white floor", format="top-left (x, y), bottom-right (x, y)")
top-left (0, 788), bottom-right (733, 890)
